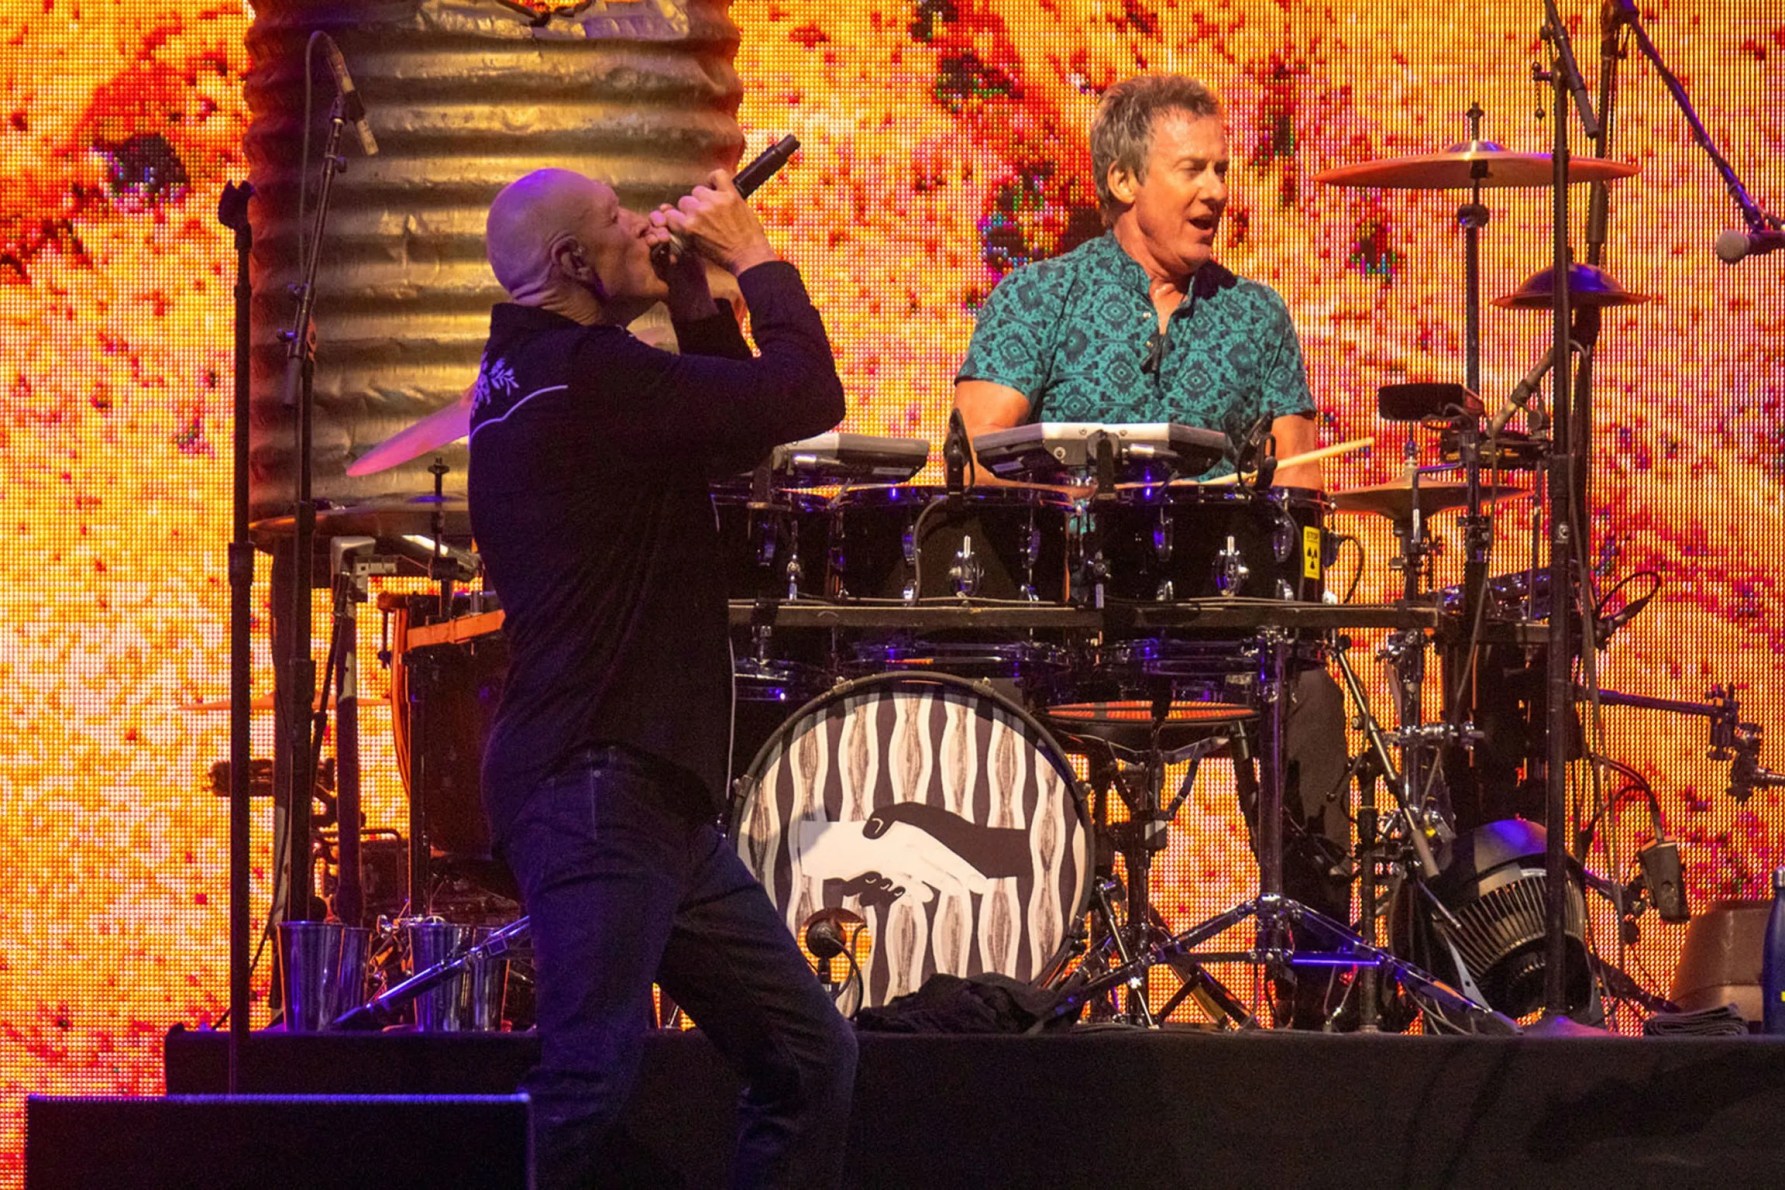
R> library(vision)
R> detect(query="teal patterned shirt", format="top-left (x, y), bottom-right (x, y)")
top-left (958, 234), bottom-right (1314, 471)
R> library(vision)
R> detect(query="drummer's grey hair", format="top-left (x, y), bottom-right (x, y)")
top-left (1090, 76), bottom-right (1223, 224)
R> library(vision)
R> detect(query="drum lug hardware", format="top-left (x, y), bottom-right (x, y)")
top-left (1215, 535), bottom-right (1249, 596)
top-left (1275, 578), bottom-right (1296, 602)
top-left (1022, 519), bottom-right (1042, 571)
top-left (949, 535), bottom-right (984, 598)
top-left (1271, 511), bottom-right (1295, 562)
top-left (900, 520), bottom-right (921, 603)
top-left (1152, 509), bottom-right (1173, 562)
top-left (1155, 579), bottom-right (1174, 602)
top-left (755, 514), bottom-right (780, 568)
top-left (784, 550), bottom-right (803, 601)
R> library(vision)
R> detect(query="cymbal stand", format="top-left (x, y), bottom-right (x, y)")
top-left (1329, 635), bottom-right (1442, 884)
top-left (1451, 104), bottom-right (1496, 774)
top-left (325, 537), bottom-right (396, 929)
top-left (427, 458), bottom-right (457, 618)
top-left (1040, 633), bottom-right (1516, 1033)
top-left (1380, 462), bottom-right (1472, 841)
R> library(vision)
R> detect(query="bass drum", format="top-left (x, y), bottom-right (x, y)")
top-left (732, 672), bottom-right (1092, 1009)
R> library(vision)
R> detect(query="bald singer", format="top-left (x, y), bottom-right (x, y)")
top-left (467, 168), bottom-right (856, 1188)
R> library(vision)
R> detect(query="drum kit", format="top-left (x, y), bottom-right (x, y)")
top-left (248, 89), bottom-right (1784, 1035)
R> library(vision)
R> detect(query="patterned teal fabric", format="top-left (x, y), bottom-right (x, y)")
top-left (958, 233), bottom-right (1314, 470)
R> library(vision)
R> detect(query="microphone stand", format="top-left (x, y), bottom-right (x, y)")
top-left (1532, 0), bottom-right (1600, 1035)
top-left (217, 179), bottom-right (254, 1092)
top-left (278, 93), bottom-right (352, 928)
top-left (1612, 1), bottom-right (1777, 237)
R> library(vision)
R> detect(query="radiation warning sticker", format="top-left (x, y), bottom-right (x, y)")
top-left (1303, 526), bottom-right (1322, 580)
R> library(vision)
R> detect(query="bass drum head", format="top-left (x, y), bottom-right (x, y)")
top-left (733, 672), bottom-right (1092, 1008)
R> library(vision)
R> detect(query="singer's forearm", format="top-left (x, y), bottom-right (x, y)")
top-left (664, 274), bottom-right (719, 322)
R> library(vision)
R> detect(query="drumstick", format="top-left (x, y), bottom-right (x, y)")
top-left (1199, 436), bottom-right (1374, 486)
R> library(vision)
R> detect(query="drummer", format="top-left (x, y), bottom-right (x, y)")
top-left (953, 74), bottom-right (1351, 1027)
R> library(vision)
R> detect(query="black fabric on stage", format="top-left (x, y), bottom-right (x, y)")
top-left (853, 972), bottom-right (1075, 1034)
top-left (166, 1027), bottom-right (1785, 1187)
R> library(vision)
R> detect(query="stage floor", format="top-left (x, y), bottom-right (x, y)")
top-left (161, 1025), bottom-right (1785, 1187)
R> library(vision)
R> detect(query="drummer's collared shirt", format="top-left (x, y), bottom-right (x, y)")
top-left (956, 232), bottom-right (1314, 474)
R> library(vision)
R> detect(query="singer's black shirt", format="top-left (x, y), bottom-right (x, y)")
top-left (467, 262), bottom-right (845, 834)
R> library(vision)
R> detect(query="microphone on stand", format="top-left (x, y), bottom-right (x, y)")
top-left (320, 37), bottom-right (378, 157)
top-left (1715, 227), bottom-right (1785, 264)
top-left (651, 135), bottom-right (802, 268)
top-left (1487, 346), bottom-right (1564, 438)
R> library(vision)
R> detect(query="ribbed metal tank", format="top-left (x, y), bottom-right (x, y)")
top-left (244, 0), bottom-right (744, 519)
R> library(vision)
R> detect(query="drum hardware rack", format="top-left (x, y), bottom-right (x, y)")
top-left (1036, 626), bottom-right (1520, 1035)
top-left (1040, 701), bottom-right (1258, 1029)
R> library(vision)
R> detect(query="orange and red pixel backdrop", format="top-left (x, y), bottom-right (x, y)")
top-left (1, 0), bottom-right (1783, 1181)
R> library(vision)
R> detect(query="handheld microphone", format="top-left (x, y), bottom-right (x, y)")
top-left (1715, 227), bottom-right (1785, 264)
top-left (320, 36), bottom-right (378, 157)
top-left (732, 134), bottom-right (801, 197)
top-left (651, 135), bottom-right (801, 267)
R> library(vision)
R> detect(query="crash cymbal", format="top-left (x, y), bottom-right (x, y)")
top-left (249, 495), bottom-right (471, 544)
top-left (1313, 141), bottom-right (1640, 190)
top-left (1491, 262), bottom-right (1658, 310)
top-left (346, 386), bottom-right (474, 477)
top-left (1330, 476), bottom-right (1525, 520)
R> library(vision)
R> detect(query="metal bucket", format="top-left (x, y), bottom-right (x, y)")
top-left (276, 920), bottom-right (346, 1032)
top-left (333, 925), bottom-right (373, 1023)
top-left (407, 917), bottom-right (469, 1032)
top-left (465, 924), bottom-right (509, 1032)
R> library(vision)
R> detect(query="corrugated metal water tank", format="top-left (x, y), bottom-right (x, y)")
top-left (244, 0), bottom-right (744, 518)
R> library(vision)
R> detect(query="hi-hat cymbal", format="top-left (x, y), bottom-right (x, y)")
top-left (1491, 262), bottom-right (1658, 310)
top-left (346, 387), bottom-right (474, 477)
top-left (250, 495), bottom-right (471, 544)
top-left (1313, 141), bottom-right (1640, 190)
top-left (1331, 477), bottom-right (1525, 520)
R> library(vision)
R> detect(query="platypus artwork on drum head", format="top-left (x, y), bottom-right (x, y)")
top-left (734, 674), bottom-right (1092, 1006)
top-left (791, 802), bottom-right (1034, 906)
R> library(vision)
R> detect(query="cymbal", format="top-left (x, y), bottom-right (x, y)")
top-left (346, 386), bottom-right (474, 477)
top-left (250, 495), bottom-right (471, 543)
top-left (1491, 262), bottom-right (1658, 310)
top-left (1330, 477), bottom-right (1525, 520)
top-left (1313, 141), bottom-right (1640, 190)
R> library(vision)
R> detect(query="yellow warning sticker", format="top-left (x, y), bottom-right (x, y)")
top-left (1303, 526), bottom-right (1322, 580)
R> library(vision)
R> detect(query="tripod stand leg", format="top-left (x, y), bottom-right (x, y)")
top-left (1151, 927), bottom-right (1253, 1028)
top-left (1282, 904), bottom-right (1519, 1034)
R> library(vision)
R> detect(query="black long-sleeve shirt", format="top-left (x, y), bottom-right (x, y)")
top-left (467, 261), bottom-right (845, 834)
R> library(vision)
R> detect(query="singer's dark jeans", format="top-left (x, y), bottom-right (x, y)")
top-left (499, 745), bottom-right (858, 1190)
